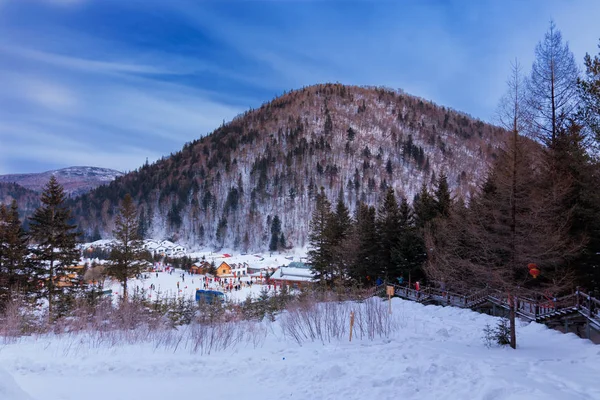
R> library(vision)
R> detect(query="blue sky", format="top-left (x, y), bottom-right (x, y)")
top-left (1, 0), bottom-right (599, 175)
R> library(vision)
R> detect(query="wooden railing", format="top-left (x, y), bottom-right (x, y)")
top-left (381, 282), bottom-right (599, 325)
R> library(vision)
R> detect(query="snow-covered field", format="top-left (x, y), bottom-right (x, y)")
top-left (102, 248), bottom-right (308, 302)
top-left (1, 297), bottom-right (599, 400)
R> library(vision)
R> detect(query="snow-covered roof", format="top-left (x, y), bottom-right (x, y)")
top-left (269, 267), bottom-right (315, 282)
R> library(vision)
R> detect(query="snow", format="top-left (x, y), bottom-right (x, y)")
top-left (269, 265), bottom-right (314, 281)
top-left (106, 265), bottom-right (267, 302)
top-left (103, 249), bottom-right (308, 302)
top-left (0, 368), bottom-right (32, 400)
top-left (2, 298), bottom-right (599, 400)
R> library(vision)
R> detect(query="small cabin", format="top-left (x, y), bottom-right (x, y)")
top-left (217, 261), bottom-right (232, 277)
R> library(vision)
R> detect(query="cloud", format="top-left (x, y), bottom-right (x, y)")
top-left (21, 78), bottom-right (79, 112)
top-left (1, 0), bottom-right (600, 175)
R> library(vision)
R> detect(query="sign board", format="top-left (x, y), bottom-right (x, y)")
top-left (386, 285), bottom-right (395, 296)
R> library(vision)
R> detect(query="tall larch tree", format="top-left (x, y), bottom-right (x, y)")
top-left (527, 20), bottom-right (579, 146)
top-left (29, 176), bottom-right (81, 318)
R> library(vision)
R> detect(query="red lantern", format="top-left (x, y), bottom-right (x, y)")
top-left (528, 263), bottom-right (540, 279)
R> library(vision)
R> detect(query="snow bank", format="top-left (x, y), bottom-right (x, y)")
top-left (0, 368), bottom-right (33, 400)
top-left (3, 298), bottom-right (599, 400)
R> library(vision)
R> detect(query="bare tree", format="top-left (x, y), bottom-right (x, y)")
top-left (527, 20), bottom-right (579, 146)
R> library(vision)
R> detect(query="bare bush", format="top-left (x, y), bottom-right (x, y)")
top-left (280, 292), bottom-right (397, 345)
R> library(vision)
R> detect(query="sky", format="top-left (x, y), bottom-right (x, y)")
top-left (0, 0), bottom-right (599, 175)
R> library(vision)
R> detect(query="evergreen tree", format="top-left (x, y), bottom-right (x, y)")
top-left (215, 217), bottom-right (228, 250)
top-left (29, 176), bottom-right (81, 318)
top-left (348, 202), bottom-right (378, 284)
top-left (545, 123), bottom-right (600, 290)
top-left (376, 187), bottom-right (401, 279)
top-left (578, 39), bottom-right (600, 141)
top-left (328, 193), bottom-right (352, 283)
top-left (307, 187), bottom-right (333, 283)
top-left (269, 215), bottom-right (282, 252)
top-left (393, 197), bottom-right (426, 282)
top-left (90, 226), bottom-right (101, 242)
top-left (105, 194), bottom-right (146, 300)
top-left (137, 206), bottom-right (148, 240)
top-left (279, 232), bottom-right (286, 250)
top-left (413, 183), bottom-right (437, 230)
top-left (0, 201), bottom-right (31, 309)
top-left (433, 173), bottom-right (452, 218)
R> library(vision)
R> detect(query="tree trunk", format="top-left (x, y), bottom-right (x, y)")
top-left (48, 261), bottom-right (54, 320)
top-left (123, 278), bottom-right (128, 301)
top-left (510, 296), bottom-right (517, 349)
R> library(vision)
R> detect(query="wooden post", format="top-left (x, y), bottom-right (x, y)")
top-left (349, 311), bottom-right (355, 342)
top-left (587, 320), bottom-right (591, 340)
top-left (386, 285), bottom-right (394, 314)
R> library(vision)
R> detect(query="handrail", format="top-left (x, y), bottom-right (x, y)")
top-left (381, 281), bottom-right (600, 325)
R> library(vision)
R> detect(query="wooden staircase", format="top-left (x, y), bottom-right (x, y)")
top-left (378, 282), bottom-right (600, 340)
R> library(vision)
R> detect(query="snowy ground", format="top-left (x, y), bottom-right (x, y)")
top-left (102, 248), bottom-right (308, 302)
top-left (1, 297), bottom-right (599, 400)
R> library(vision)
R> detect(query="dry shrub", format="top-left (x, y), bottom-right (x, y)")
top-left (280, 291), bottom-right (397, 345)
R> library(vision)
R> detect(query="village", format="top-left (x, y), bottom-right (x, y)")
top-left (78, 239), bottom-right (315, 302)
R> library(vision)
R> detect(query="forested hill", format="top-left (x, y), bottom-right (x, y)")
top-left (71, 84), bottom-right (507, 250)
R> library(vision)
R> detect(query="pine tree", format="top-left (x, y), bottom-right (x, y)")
top-left (105, 194), bottom-right (146, 300)
top-left (433, 173), bottom-right (452, 218)
top-left (348, 202), bottom-right (378, 284)
top-left (578, 39), bottom-right (600, 141)
top-left (29, 176), bottom-right (81, 318)
top-left (0, 201), bottom-right (31, 309)
top-left (269, 215), bottom-right (282, 252)
top-left (376, 187), bottom-right (401, 280)
top-left (328, 193), bottom-right (352, 283)
top-left (413, 183), bottom-right (437, 230)
top-left (545, 123), bottom-right (600, 290)
top-left (307, 187), bottom-right (333, 283)
top-left (393, 197), bottom-right (426, 282)
top-left (279, 232), bottom-right (286, 250)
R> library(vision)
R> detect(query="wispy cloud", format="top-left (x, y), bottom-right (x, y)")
top-left (0, 0), bottom-right (599, 174)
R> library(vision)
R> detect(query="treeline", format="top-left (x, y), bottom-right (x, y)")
top-left (0, 178), bottom-right (152, 319)
top-left (307, 174), bottom-right (451, 286)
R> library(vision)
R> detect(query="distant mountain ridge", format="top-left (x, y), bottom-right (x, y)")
top-left (0, 166), bottom-right (123, 197)
top-left (71, 84), bottom-right (508, 250)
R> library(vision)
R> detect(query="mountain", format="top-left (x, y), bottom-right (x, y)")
top-left (0, 182), bottom-right (40, 220)
top-left (71, 84), bottom-right (508, 250)
top-left (0, 166), bottom-right (124, 197)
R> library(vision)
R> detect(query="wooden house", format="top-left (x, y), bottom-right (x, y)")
top-left (217, 261), bottom-right (232, 277)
